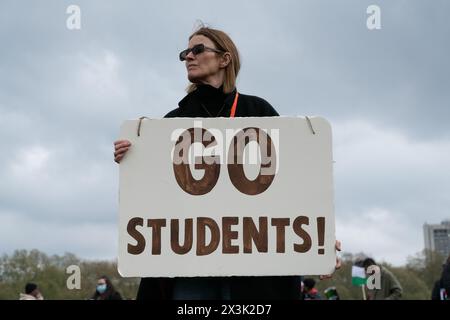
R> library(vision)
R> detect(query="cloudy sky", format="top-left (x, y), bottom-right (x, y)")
top-left (1, 0), bottom-right (449, 267)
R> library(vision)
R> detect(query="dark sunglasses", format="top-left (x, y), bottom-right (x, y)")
top-left (179, 44), bottom-right (224, 61)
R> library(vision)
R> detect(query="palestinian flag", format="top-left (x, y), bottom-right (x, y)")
top-left (351, 265), bottom-right (366, 286)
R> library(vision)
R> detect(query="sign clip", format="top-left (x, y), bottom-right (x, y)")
top-left (305, 116), bottom-right (316, 135)
top-left (137, 116), bottom-right (150, 137)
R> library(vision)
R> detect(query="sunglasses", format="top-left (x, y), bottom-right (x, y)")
top-left (179, 44), bottom-right (224, 61)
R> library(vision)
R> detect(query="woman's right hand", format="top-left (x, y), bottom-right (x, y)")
top-left (114, 140), bottom-right (131, 163)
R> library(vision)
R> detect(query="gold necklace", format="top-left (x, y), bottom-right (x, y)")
top-left (200, 102), bottom-right (226, 117)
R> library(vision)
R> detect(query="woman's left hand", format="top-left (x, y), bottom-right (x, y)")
top-left (319, 240), bottom-right (342, 280)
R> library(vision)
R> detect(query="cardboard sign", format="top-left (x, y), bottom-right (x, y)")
top-left (118, 117), bottom-right (336, 277)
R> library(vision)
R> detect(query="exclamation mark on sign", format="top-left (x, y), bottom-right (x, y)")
top-left (317, 217), bottom-right (325, 255)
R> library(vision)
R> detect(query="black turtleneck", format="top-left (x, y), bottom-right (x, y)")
top-left (194, 84), bottom-right (228, 117)
top-left (164, 84), bottom-right (279, 118)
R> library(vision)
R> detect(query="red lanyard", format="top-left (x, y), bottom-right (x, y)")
top-left (229, 92), bottom-right (239, 118)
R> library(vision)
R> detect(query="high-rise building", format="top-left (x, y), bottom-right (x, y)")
top-left (423, 220), bottom-right (450, 257)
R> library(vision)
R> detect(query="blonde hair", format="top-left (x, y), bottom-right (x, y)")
top-left (186, 27), bottom-right (240, 94)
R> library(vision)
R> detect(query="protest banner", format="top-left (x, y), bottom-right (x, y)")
top-left (118, 117), bottom-right (336, 277)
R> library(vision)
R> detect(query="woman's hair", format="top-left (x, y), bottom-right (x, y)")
top-left (303, 278), bottom-right (316, 290)
top-left (91, 275), bottom-right (117, 300)
top-left (187, 26), bottom-right (240, 94)
top-left (362, 257), bottom-right (377, 269)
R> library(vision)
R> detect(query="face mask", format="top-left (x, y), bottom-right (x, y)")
top-left (96, 284), bottom-right (107, 294)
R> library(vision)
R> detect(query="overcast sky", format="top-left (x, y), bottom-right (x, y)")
top-left (1, 0), bottom-right (449, 267)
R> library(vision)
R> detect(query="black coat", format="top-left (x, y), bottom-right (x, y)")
top-left (136, 85), bottom-right (301, 300)
top-left (431, 261), bottom-right (450, 300)
top-left (164, 85), bottom-right (279, 118)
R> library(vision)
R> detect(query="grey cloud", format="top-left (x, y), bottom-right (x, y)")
top-left (0, 0), bottom-right (449, 263)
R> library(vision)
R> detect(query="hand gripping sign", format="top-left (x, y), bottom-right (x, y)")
top-left (118, 117), bottom-right (336, 277)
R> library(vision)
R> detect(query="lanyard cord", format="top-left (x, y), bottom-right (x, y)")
top-left (229, 92), bottom-right (239, 118)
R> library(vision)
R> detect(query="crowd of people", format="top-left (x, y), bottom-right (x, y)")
top-left (19, 276), bottom-right (123, 301)
top-left (17, 254), bottom-right (450, 300)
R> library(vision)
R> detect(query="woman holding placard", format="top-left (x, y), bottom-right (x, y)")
top-left (114, 25), bottom-right (340, 300)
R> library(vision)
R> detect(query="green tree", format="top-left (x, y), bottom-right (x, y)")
top-left (406, 249), bottom-right (446, 298)
top-left (314, 251), bottom-right (442, 300)
top-left (0, 249), bottom-right (139, 300)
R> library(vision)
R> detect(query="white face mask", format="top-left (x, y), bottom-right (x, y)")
top-left (96, 283), bottom-right (107, 294)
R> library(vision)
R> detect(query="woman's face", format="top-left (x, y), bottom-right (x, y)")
top-left (185, 35), bottom-right (224, 84)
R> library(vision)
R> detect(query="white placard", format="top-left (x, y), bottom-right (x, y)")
top-left (118, 117), bottom-right (336, 277)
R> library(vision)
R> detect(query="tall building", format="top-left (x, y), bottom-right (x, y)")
top-left (423, 220), bottom-right (450, 257)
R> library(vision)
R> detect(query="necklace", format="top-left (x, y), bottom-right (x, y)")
top-left (200, 102), bottom-right (226, 117)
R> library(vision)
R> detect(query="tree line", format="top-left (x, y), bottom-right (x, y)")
top-left (0, 249), bottom-right (445, 299)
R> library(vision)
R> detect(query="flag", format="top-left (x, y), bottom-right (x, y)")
top-left (351, 265), bottom-right (366, 286)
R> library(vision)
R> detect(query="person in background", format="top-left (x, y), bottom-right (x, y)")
top-left (90, 275), bottom-right (123, 300)
top-left (431, 254), bottom-right (450, 300)
top-left (362, 257), bottom-right (402, 300)
top-left (19, 283), bottom-right (44, 300)
top-left (301, 278), bottom-right (322, 300)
